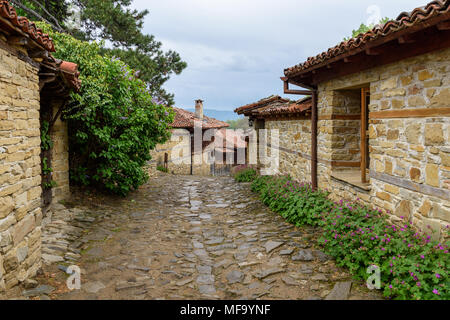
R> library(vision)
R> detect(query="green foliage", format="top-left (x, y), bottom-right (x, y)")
top-left (41, 157), bottom-right (52, 175)
top-left (344, 17), bottom-right (390, 40)
top-left (156, 165), bottom-right (168, 173)
top-left (250, 175), bottom-right (449, 300)
top-left (226, 118), bottom-right (249, 130)
top-left (43, 180), bottom-right (58, 189)
top-left (233, 166), bottom-right (258, 183)
top-left (40, 120), bottom-right (53, 151)
top-left (16, 0), bottom-right (186, 105)
top-left (37, 22), bottom-right (174, 196)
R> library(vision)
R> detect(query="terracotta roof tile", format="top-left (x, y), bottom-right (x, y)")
top-left (254, 97), bottom-right (312, 117)
top-left (0, 1), bottom-right (81, 91)
top-left (0, 0), bottom-right (55, 52)
top-left (235, 95), bottom-right (290, 115)
top-left (285, 0), bottom-right (450, 78)
top-left (59, 60), bottom-right (81, 92)
top-left (171, 107), bottom-right (229, 129)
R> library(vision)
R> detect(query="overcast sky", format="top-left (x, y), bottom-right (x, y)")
top-left (132, 0), bottom-right (427, 111)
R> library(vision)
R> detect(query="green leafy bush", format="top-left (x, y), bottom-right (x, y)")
top-left (250, 175), bottom-right (449, 300)
top-left (233, 166), bottom-right (258, 182)
top-left (156, 165), bottom-right (168, 173)
top-left (36, 23), bottom-right (174, 196)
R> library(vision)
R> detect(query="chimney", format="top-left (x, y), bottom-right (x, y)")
top-left (195, 99), bottom-right (204, 119)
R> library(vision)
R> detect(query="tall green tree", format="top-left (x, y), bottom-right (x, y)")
top-left (12, 0), bottom-right (186, 105)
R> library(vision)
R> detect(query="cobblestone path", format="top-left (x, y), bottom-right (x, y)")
top-left (37, 174), bottom-right (381, 300)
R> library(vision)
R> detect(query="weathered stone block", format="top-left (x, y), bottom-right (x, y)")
top-left (12, 214), bottom-right (35, 245)
top-left (425, 164), bottom-right (439, 187)
top-left (410, 167), bottom-right (421, 182)
top-left (418, 70), bottom-right (434, 81)
top-left (430, 88), bottom-right (450, 107)
top-left (395, 200), bottom-right (412, 221)
top-left (425, 124), bottom-right (444, 146)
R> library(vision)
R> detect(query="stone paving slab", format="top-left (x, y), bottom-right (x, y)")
top-left (22, 173), bottom-right (382, 300)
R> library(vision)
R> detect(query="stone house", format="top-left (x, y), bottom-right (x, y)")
top-left (213, 128), bottom-right (248, 176)
top-left (241, 0), bottom-right (450, 240)
top-left (149, 100), bottom-right (231, 176)
top-left (0, 1), bottom-right (80, 292)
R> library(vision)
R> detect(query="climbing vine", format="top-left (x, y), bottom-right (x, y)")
top-left (40, 120), bottom-right (57, 190)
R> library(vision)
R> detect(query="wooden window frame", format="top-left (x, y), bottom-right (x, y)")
top-left (360, 88), bottom-right (370, 183)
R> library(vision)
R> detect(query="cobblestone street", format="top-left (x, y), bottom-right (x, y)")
top-left (30, 174), bottom-right (382, 300)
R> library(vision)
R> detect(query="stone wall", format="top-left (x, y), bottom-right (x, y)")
top-left (264, 118), bottom-right (312, 181)
top-left (50, 101), bottom-right (70, 202)
top-left (149, 129), bottom-right (213, 176)
top-left (0, 46), bottom-right (42, 292)
top-left (316, 46), bottom-right (450, 240)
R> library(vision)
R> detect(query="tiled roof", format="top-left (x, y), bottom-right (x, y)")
top-left (59, 60), bottom-right (81, 92)
top-left (0, 1), bottom-right (81, 91)
top-left (0, 0), bottom-right (55, 52)
top-left (171, 107), bottom-right (229, 129)
top-left (235, 95), bottom-right (290, 115)
top-left (285, 0), bottom-right (450, 78)
top-left (254, 97), bottom-right (312, 117)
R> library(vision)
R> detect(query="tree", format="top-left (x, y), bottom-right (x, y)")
top-left (12, 0), bottom-right (186, 105)
top-left (344, 17), bottom-right (390, 40)
top-left (37, 22), bottom-right (174, 196)
top-left (226, 118), bottom-right (249, 130)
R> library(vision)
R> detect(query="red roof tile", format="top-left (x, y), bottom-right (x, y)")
top-left (171, 107), bottom-right (229, 129)
top-left (0, 0), bottom-right (55, 52)
top-left (0, 1), bottom-right (81, 91)
top-left (235, 95), bottom-right (290, 115)
top-left (285, 0), bottom-right (450, 78)
top-left (254, 97), bottom-right (312, 117)
top-left (59, 60), bottom-right (81, 92)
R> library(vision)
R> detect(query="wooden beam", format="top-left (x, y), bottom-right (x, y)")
top-left (369, 107), bottom-right (450, 119)
top-left (319, 114), bottom-right (361, 120)
top-left (398, 35), bottom-right (415, 44)
top-left (343, 57), bottom-right (352, 63)
top-left (365, 48), bottom-right (381, 56)
top-left (284, 89), bottom-right (312, 95)
top-left (7, 36), bottom-right (28, 46)
top-left (437, 21), bottom-right (450, 31)
top-left (361, 88), bottom-right (369, 183)
top-left (331, 161), bottom-right (361, 168)
top-left (29, 49), bottom-right (49, 59)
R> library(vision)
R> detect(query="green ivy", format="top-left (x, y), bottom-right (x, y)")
top-left (156, 165), bottom-right (168, 173)
top-left (36, 22), bottom-right (174, 196)
top-left (40, 121), bottom-right (53, 151)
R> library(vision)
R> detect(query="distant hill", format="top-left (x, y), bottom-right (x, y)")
top-left (186, 109), bottom-right (241, 122)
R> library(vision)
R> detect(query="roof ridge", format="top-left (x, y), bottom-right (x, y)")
top-left (285, 0), bottom-right (450, 77)
top-left (0, 0), bottom-right (55, 52)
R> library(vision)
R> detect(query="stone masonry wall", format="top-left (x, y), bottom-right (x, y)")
top-left (149, 129), bottom-right (212, 176)
top-left (265, 118), bottom-right (312, 182)
top-left (317, 46), bottom-right (450, 240)
top-left (50, 101), bottom-right (70, 202)
top-left (0, 46), bottom-right (42, 293)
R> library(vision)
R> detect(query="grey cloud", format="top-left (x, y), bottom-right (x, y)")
top-left (132, 0), bottom-right (428, 111)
